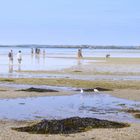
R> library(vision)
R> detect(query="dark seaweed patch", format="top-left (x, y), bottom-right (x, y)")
top-left (13, 117), bottom-right (129, 134)
top-left (75, 87), bottom-right (112, 92)
top-left (121, 109), bottom-right (140, 119)
top-left (134, 114), bottom-right (140, 119)
top-left (95, 87), bottom-right (112, 91)
top-left (16, 87), bottom-right (59, 92)
top-left (0, 90), bottom-right (7, 91)
top-left (0, 79), bottom-right (14, 82)
top-left (123, 109), bottom-right (140, 113)
top-left (73, 70), bottom-right (82, 73)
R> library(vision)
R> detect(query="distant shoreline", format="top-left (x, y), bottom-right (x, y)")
top-left (0, 45), bottom-right (140, 49)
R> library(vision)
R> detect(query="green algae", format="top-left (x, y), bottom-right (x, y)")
top-left (0, 78), bottom-right (140, 90)
top-left (0, 79), bottom-right (14, 82)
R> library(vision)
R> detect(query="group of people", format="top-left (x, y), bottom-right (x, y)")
top-left (31, 48), bottom-right (46, 57)
top-left (8, 50), bottom-right (22, 65)
top-left (32, 48), bottom-right (82, 59)
top-left (8, 48), bottom-right (83, 66)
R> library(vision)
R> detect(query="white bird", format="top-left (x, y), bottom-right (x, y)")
top-left (94, 88), bottom-right (99, 92)
top-left (80, 89), bottom-right (84, 93)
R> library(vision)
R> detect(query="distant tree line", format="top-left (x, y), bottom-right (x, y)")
top-left (0, 45), bottom-right (140, 49)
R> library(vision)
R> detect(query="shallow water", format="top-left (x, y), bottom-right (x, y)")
top-left (0, 93), bottom-right (139, 123)
top-left (1, 72), bottom-right (140, 81)
top-left (1, 47), bottom-right (140, 58)
top-left (0, 47), bottom-right (140, 78)
top-left (0, 48), bottom-right (104, 74)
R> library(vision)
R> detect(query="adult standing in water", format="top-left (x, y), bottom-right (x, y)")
top-left (8, 50), bottom-right (14, 73)
top-left (77, 48), bottom-right (83, 58)
top-left (8, 50), bottom-right (14, 65)
top-left (17, 50), bottom-right (22, 71)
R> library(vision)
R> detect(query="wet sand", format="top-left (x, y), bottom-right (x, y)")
top-left (0, 89), bottom-right (74, 99)
top-left (107, 89), bottom-right (140, 101)
top-left (19, 57), bottom-right (140, 76)
top-left (0, 86), bottom-right (139, 101)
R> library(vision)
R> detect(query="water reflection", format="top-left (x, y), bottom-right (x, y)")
top-left (77, 59), bottom-right (82, 66)
top-left (31, 54), bottom-right (34, 63)
top-left (8, 64), bottom-right (13, 73)
top-left (43, 50), bottom-right (46, 64)
top-left (43, 49), bottom-right (46, 58)
top-left (17, 64), bottom-right (21, 72)
top-left (35, 54), bottom-right (40, 64)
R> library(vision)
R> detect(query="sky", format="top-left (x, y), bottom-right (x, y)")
top-left (0, 0), bottom-right (140, 45)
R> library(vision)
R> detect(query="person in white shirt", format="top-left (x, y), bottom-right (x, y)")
top-left (17, 51), bottom-right (22, 64)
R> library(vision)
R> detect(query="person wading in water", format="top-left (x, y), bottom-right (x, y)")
top-left (77, 48), bottom-right (83, 58)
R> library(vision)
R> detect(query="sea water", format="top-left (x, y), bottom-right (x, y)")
top-left (0, 47), bottom-right (140, 78)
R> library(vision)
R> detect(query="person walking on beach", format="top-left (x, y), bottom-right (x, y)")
top-left (17, 51), bottom-right (22, 65)
top-left (77, 48), bottom-right (83, 58)
top-left (8, 50), bottom-right (14, 65)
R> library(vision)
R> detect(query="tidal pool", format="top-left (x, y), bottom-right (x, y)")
top-left (0, 93), bottom-right (139, 123)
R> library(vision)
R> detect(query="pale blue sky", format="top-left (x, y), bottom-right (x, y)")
top-left (0, 0), bottom-right (140, 45)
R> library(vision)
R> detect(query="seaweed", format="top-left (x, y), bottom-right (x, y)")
top-left (16, 87), bottom-right (59, 93)
top-left (0, 90), bottom-right (7, 91)
top-left (12, 117), bottom-right (129, 134)
top-left (75, 87), bottom-right (112, 92)
top-left (0, 79), bottom-right (14, 82)
top-left (121, 109), bottom-right (140, 119)
top-left (95, 87), bottom-right (112, 91)
top-left (73, 70), bottom-right (82, 73)
top-left (134, 114), bottom-right (140, 119)
top-left (123, 109), bottom-right (140, 113)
